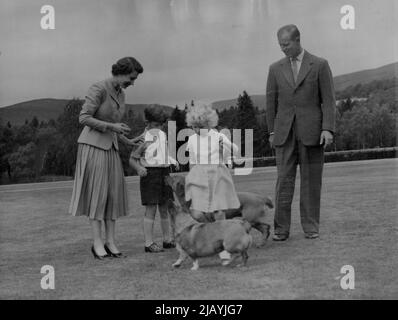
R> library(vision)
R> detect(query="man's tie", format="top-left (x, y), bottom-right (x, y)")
top-left (291, 57), bottom-right (298, 84)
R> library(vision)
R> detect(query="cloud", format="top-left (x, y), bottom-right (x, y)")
top-left (0, 0), bottom-right (396, 107)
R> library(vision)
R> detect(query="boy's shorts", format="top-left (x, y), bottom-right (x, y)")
top-left (140, 167), bottom-right (173, 205)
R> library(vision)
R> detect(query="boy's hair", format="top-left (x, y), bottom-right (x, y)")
top-left (144, 104), bottom-right (168, 124)
top-left (186, 102), bottom-right (218, 128)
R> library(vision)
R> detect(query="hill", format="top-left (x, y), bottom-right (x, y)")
top-left (212, 62), bottom-right (398, 111)
top-left (333, 62), bottom-right (398, 92)
top-left (212, 94), bottom-right (266, 111)
top-left (0, 99), bottom-right (173, 126)
top-left (1, 62), bottom-right (396, 123)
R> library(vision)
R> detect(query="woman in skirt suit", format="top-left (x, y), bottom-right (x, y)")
top-left (69, 57), bottom-right (144, 259)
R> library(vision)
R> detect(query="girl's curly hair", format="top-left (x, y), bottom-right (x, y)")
top-left (186, 102), bottom-right (218, 128)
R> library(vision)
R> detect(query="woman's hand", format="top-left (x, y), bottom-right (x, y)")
top-left (110, 123), bottom-right (131, 135)
top-left (130, 134), bottom-right (145, 146)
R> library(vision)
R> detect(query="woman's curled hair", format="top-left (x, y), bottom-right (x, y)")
top-left (112, 57), bottom-right (144, 76)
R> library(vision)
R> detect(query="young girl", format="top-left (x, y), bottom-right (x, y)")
top-left (129, 105), bottom-right (178, 253)
top-left (185, 103), bottom-right (240, 263)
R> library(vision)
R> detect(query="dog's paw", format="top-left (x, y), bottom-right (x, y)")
top-left (191, 260), bottom-right (199, 270)
top-left (255, 241), bottom-right (267, 248)
top-left (236, 263), bottom-right (248, 269)
top-left (221, 259), bottom-right (232, 266)
top-left (172, 262), bottom-right (181, 268)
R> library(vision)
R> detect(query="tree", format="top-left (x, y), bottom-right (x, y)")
top-left (370, 104), bottom-right (396, 147)
top-left (30, 116), bottom-right (39, 128)
top-left (8, 142), bottom-right (36, 180)
top-left (235, 91), bottom-right (263, 157)
top-left (170, 106), bottom-right (187, 131)
top-left (218, 106), bottom-right (238, 129)
top-left (0, 120), bottom-right (14, 180)
top-left (236, 91), bottom-right (257, 129)
top-left (14, 123), bottom-right (36, 147)
top-left (48, 119), bottom-right (56, 127)
top-left (351, 105), bottom-right (372, 149)
top-left (170, 106), bottom-right (188, 171)
top-left (51, 98), bottom-right (84, 176)
top-left (338, 97), bottom-right (353, 115)
top-left (34, 126), bottom-right (58, 179)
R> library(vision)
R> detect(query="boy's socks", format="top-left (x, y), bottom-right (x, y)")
top-left (143, 217), bottom-right (155, 247)
top-left (160, 217), bottom-right (172, 243)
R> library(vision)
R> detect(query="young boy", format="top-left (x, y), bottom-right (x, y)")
top-left (129, 105), bottom-right (178, 253)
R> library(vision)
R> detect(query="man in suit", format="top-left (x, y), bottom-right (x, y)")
top-left (265, 25), bottom-right (336, 241)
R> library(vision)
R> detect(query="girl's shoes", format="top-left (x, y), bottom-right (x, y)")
top-left (104, 244), bottom-right (126, 258)
top-left (145, 243), bottom-right (164, 253)
top-left (91, 246), bottom-right (111, 260)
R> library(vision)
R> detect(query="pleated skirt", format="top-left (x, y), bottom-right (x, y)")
top-left (185, 164), bottom-right (240, 213)
top-left (68, 143), bottom-right (129, 220)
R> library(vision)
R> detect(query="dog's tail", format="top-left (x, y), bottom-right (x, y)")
top-left (242, 220), bottom-right (252, 233)
top-left (247, 234), bottom-right (253, 249)
top-left (264, 196), bottom-right (274, 209)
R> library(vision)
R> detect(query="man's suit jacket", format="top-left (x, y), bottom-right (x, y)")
top-left (77, 78), bottom-right (126, 150)
top-left (265, 51), bottom-right (336, 146)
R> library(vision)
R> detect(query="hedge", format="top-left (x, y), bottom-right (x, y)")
top-left (232, 147), bottom-right (398, 168)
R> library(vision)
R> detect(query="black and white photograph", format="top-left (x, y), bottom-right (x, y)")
top-left (0, 0), bottom-right (397, 302)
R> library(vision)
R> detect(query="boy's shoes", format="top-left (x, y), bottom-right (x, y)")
top-left (145, 243), bottom-right (164, 253)
top-left (163, 241), bottom-right (176, 249)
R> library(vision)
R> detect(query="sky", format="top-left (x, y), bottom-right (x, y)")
top-left (0, 0), bottom-right (396, 107)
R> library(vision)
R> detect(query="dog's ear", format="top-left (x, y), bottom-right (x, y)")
top-left (180, 199), bottom-right (191, 213)
top-left (265, 197), bottom-right (274, 209)
top-left (176, 184), bottom-right (184, 196)
top-left (167, 199), bottom-right (182, 213)
top-left (166, 199), bottom-right (176, 211)
top-left (177, 175), bottom-right (185, 186)
top-left (164, 175), bottom-right (172, 188)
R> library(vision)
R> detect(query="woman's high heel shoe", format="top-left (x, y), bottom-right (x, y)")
top-left (104, 244), bottom-right (126, 258)
top-left (91, 246), bottom-right (111, 260)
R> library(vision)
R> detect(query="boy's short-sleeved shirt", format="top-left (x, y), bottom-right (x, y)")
top-left (131, 128), bottom-right (176, 167)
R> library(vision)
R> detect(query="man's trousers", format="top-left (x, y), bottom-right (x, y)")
top-left (274, 121), bottom-right (324, 236)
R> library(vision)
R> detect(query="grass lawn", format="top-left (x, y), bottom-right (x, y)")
top-left (0, 158), bottom-right (397, 299)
